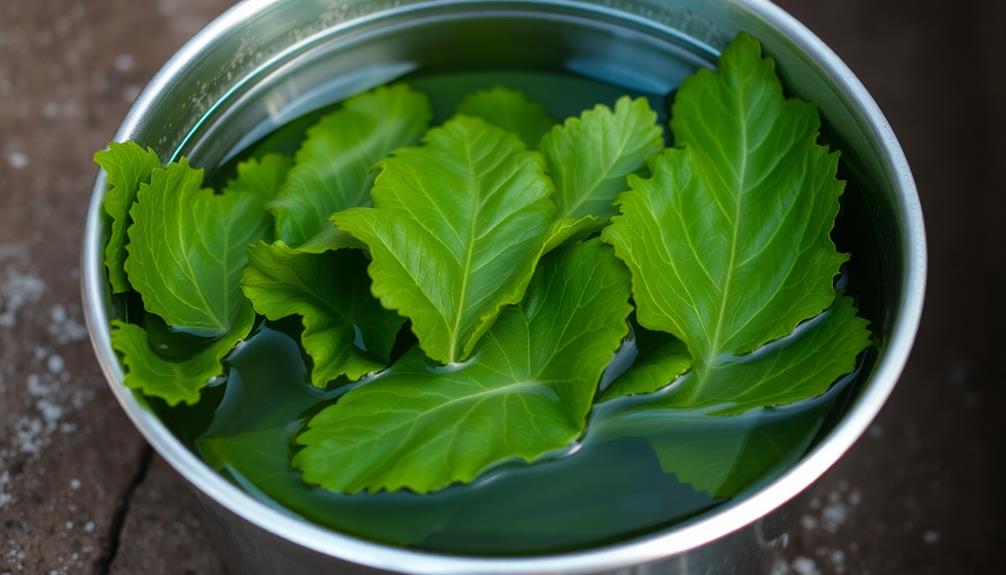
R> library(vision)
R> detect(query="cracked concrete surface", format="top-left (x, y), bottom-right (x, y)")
top-left (0, 2), bottom-right (230, 573)
top-left (1, 1), bottom-right (1002, 574)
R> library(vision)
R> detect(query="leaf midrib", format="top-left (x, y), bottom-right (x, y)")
top-left (446, 127), bottom-right (482, 363)
top-left (705, 87), bottom-right (748, 368)
top-left (324, 378), bottom-right (551, 455)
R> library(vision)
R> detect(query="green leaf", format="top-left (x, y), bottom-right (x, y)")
top-left (599, 325), bottom-right (691, 401)
top-left (270, 84), bottom-right (432, 248)
top-left (294, 239), bottom-right (632, 494)
top-left (457, 87), bottom-right (555, 147)
top-left (660, 296), bottom-right (870, 415)
top-left (595, 297), bottom-right (868, 496)
top-left (95, 141), bottom-right (161, 293)
top-left (110, 304), bottom-right (255, 406)
top-left (242, 241), bottom-right (404, 386)
top-left (647, 409), bottom-right (820, 498)
top-left (540, 96), bottom-right (663, 221)
top-left (222, 153), bottom-right (292, 204)
top-left (194, 326), bottom-right (448, 545)
top-left (333, 115), bottom-right (556, 364)
top-left (125, 158), bottom-right (270, 337)
top-left (541, 215), bottom-right (602, 254)
top-left (602, 33), bottom-right (848, 368)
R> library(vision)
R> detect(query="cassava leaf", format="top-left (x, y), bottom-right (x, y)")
top-left (602, 33), bottom-right (849, 370)
top-left (242, 242), bottom-right (404, 386)
top-left (599, 325), bottom-right (691, 401)
top-left (94, 141), bottom-right (161, 293)
top-left (294, 239), bottom-right (632, 494)
top-left (332, 115), bottom-right (556, 364)
top-left (270, 84), bottom-right (432, 248)
top-left (110, 304), bottom-right (255, 406)
top-left (457, 86), bottom-right (555, 147)
top-left (659, 295), bottom-right (870, 415)
top-left (125, 158), bottom-right (271, 337)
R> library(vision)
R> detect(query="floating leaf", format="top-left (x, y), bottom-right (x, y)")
top-left (457, 86), bottom-right (555, 147)
top-left (333, 116), bottom-right (555, 364)
top-left (600, 326), bottom-right (691, 401)
top-left (603, 33), bottom-right (848, 369)
top-left (660, 296), bottom-right (869, 415)
top-left (223, 153), bottom-right (293, 205)
top-left (294, 239), bottom-right (632, 494)
top-left (541, 96), bottom-right (663, 221)
top-left (94, 141), bottom-right (161, 293)
top-left (242, 242), bottom-right (404, 386)
top-left (270, 84), bottom-right (432, 248)
top-left (110, 304), bottom-right (255, 406)
top-left (124, 158), bottom-right (271, 337)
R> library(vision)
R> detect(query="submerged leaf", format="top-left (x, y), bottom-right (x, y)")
top-left (333, 116), bottom-right (556, 364)
top-left (242, 242), bottom-right (404, 386)
top-left (661, 296), bottom-right (870, 415)
top-left (457, 86), bottom-right (555, 147)
top-left (124, 158), bottom-right (271, 337)
top-left (294, 239), bottom-right (632, 494)
top-left (600, 326), bottom-right (691, 401)
top-left (607, 296), bottom-right (868, 496)
top-left (110, 304), bottom-right (255, 406)
top-left (649, 412), bottom-right (817, 499)
top-left (270, 84), bottom-right (432, 248)
top-left (603, 33), bottom-right (849, 369)
top-left (94, 141), bottom-right (161, 293)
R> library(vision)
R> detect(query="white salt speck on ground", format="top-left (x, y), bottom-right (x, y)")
top-left (0, 268), bottom-right (46, 327)
top-left (924, 530), bottom-right (942, 543)
top-left (64, 520), bottom-right (74, 530)
top-left (830, 549), bottom-right (847, 573)
top-left (822, 501), bottom-right (850, 531)
top-left (11, 358), bottom-right (94, 458)
top-left (6, 151), bottom-right (28, 170)
top-left (84, 521), bottom-right (95, 533)
top-left (69, 478), bottom-right (80, 490)
top-left (768, 557), bottom-right (790, 575)
top-left (47, 353), bottom-right (64, 374)
top-left (49, 304), bottom-right (88, 343)
top-left (801, 514), bottom-right (819, 530)
top-left (36, 398), bottom-right (64, 424)
top-left (791, 556), bottom-right (821, 575)
top-left (0, 470), bottom-right (11, 507)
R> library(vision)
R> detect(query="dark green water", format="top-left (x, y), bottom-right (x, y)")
top-left (146, 68), bottom-right (873, 556)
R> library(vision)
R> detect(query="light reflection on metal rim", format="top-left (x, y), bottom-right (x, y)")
top-left (81, 0), bottom-right (925, 572)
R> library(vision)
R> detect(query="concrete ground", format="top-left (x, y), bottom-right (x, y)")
top-left (1, 1), bottom-right (1001, 573)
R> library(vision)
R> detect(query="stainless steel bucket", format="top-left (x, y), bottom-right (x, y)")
top-left (81, 1), bottom-right (926, 573)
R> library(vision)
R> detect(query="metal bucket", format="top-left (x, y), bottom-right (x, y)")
top-left (81, 1), bottom-right (926, 573)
